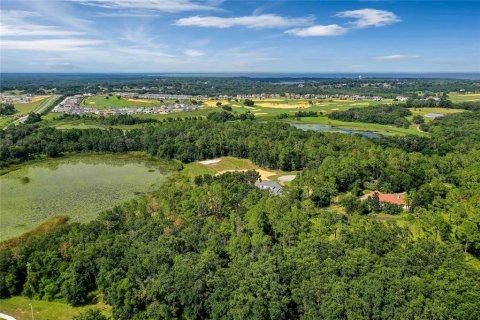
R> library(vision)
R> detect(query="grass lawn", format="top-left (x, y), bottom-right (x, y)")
top-left (217, 98), bottom-right (392, 120)
top-left (182, 156), bottom-right (299, 182)
top-left (0, 296), bottom-right (111, 320)
top-left (80, 95), bottom-right (181, 109)
top-left (448, 92), bottom-right (480, 103)
top-left (408, 107), bottom-right (466, 122)
top-left (291, 116), bottom-right (427, 136)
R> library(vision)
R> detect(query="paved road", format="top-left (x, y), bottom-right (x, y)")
top-left (0, 313), bottom-right (16, 320)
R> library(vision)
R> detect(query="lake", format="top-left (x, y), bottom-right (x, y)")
top-left (290, 123), bottom-right (381, 138)
top-left (0, 153), bottom-right (171, 241)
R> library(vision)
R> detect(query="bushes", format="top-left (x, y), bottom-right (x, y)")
top-left (0, 103), bottom-right (16, 115)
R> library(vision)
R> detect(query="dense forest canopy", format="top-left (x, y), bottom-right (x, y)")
top-left (1, 109), bottom-right (480, 319)
top-left (1, 74), bottom-right (479, 97)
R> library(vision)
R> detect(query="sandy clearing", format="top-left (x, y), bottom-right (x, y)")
top-left (31, 95), bottom-right (49, 103)
top-left (278, 175), bottom-right (296, 182)
top-left (204, 100), bottom-right (229, 107)
top-left (253, 112), bottom-right (267, 115)
top-left (199, 158), bottom-right (222, 165)
top-left (127, 98), bottom-right (158, 103)
top-left (217, 168), bottom-right (276, 181)
top-left (244, 106), bottom-right (257, 110)
top-left (332, 108), bottom-right (339, 110)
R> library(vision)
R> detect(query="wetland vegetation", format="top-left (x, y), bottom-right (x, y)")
top-left (0, 153), bottom-right (172, 240)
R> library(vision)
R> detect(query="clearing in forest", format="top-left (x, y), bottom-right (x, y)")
top-left (183, 156), bottom-right (299, 182)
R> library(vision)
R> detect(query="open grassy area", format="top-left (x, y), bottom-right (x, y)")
top-left (182, 156), bottom-right (299, 181)
top-left (408, 107), bottom-right (466, 122)
top-left (208, 98), bottom-right (393, 119)
top-left (0, 153), bottom-right (172, 240)
top-left (448, 92), bottom-right (480, 103)
top-left (80, 95), bottom-right (181, 109)
top-left (14, 95), bottom-right (60, 115)
top-left (290, 116), bottom-right (427, 136)
top-left (0, 296), bottom-right (111, 320)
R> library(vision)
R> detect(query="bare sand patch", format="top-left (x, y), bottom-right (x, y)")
top-left (204, 100), bottom-right (229, 107)
top-left (244, 106), bottom-right (257, 110)
top-left (127, 98), bottom-right (158, 103)
top-left (31, 95), bottom-right (49, 103)
top-left (217, 169), bottom-right (276, 181)
top-left (253, 112), bottom-right (267, 115)
top-left (278, 175), bottom-right (296, 182)
top-left (199, 158), bottom-right (222, 165)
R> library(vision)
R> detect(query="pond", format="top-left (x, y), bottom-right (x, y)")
top-left (290, 123), bottom-right (381, 138)
top-left (0, 153), bottom-right (172, 241)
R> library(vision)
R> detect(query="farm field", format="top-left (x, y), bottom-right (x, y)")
top-left (14, 95), bottom-right (60, 114)
top-left (80, 95), bottom-right (179, 109)
top-left (0, 296), bottom-right (111, 320)
top-left (449, 92), bottom-right (480, 102)
top-left (0, 153), bottom-right (172, 240)
top-left (291, 116), bottom-right (427, 136)
top-left (183, 156), bottom-right (299, 182)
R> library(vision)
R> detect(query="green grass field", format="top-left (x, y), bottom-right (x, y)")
top-left (0, 296), bottom-right (111, 320)
top-left (0, 153), bottom-right (172, 240)
top-left (448, 92), bottom-right (480, 103)
top-left (408, 107), bottom-right (466, 122)
top-left (290, 116), bottom-right (427, 136)
top-left (14, 95), bottom-right (60, 115)
top-left (80, 95), bottom-right (180, 109)
top-left (220, 98), bottom-right (393, 119)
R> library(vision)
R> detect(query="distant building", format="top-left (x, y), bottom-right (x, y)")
top-left (256, 180), bottom-right (283, 196)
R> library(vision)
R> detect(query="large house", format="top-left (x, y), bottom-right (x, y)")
top-left (361, 191), bottom-right (407, 208)
top-left (255, 180), bottom-right (283, 196)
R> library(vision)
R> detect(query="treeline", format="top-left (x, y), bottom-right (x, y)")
top-left (2, 74), bottom-right (479, 97)
top-left (57, 114), bottom-right (159, 125)
top-left (329, 105), bottom-right (412, 128)
top-left (1, 171), bottom-right (479, 319)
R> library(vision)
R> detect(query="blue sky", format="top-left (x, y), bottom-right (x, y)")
top-left (0, 0), bottom-right (479, 73)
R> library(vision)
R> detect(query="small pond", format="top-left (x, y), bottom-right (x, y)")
top-left (0, 153), bottom-right (171, 240)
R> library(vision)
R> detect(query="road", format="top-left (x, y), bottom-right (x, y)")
top-left (0, 313), bottom-right (16, 320)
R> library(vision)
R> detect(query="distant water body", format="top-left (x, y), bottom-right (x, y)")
top-left (2, 72), bottom-right (480, 80)
top-left (153, 72), bottom-right (480, 80)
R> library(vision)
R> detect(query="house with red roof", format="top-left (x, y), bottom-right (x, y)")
top-left (361, 191), bottom-right (408, 209)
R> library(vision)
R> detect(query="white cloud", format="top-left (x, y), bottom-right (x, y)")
top-left (175, 14), bottom-right (313, 29)
top-left (0, 10), bottom-right (84, 37)
top-left (0, 39), bottom-right (105, 51)
top-left (184, 49), bottom-right (205, 57)
top-left (376, 54), bottom-right (420, 60)
top-left (71, 0), bottom-right (221, 12)
top-left (286, 24), bottom-right (348, 37)
top-left (336, 9), bottom-right (400, 28)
